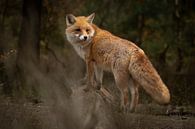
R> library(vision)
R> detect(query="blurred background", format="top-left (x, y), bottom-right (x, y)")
top-left (0, 0), bottom-right (195, 129)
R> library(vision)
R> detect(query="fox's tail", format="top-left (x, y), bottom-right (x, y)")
top-left (129, 50), bottom-right (170, 104)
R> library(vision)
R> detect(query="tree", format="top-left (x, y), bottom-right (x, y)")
top-left (16, 0), bottom-right (42, 98)
top-left (17, 0), bottom-right (41, 65)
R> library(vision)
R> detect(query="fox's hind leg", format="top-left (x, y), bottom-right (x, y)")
top-left (129, 78), bottom-right (139, 112)
top-left (113, 70), bottom-right (130, 112)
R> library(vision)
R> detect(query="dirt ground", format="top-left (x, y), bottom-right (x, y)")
top-left (0, 86), bottom-right (194, 129)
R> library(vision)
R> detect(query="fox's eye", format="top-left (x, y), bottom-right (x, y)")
top-left (86, 29), bottom-right (90, 32)
top-left (75, 28), bottom-right (80, 31)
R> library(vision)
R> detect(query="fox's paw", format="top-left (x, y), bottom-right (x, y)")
top-left (83, 84), bottom-right (94, 92)
top-left (129, 104), bottom-right (136, 113)
top-left (93, 82), bottom-right (101, 90)
top-left (79, 78), bottom-right (87, 85)
top-left (119, 103), bottom-right (134, 113)
top-left (83, 87), bottom-right (90, 92)
top-left (95, 84), bottom-right (101, 90)
top-left (120, 105), bottom-right (128, 114)
top-left (129, 108), bottom-right (136, 113)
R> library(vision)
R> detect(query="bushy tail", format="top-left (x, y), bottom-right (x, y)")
top-left (129, 51), bottom-right (170, 104)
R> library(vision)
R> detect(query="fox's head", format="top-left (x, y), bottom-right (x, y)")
top-left (65, 13), bottom-right (95, 44)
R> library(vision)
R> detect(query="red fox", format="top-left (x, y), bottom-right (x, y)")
top-left (65, 13), bottom-right (170, 112)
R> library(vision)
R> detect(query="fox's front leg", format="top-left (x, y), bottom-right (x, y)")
top-left (94, 64), bottom-right (103, 90)
top-left (83, 60), bottom-right (95, 92)
top-left (80, 65), bottom-right (103, 88)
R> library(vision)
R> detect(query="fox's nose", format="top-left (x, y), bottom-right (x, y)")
top-left (84, 36), bottom-right (87, 40)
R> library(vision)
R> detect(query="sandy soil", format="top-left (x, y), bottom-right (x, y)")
top-left (0, 86), bottom-right (194, 129)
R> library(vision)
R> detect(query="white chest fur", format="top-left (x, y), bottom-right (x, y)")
top-left (72, 44), bottom-right (85, 60)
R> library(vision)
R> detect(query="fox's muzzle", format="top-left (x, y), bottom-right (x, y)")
top-left (79, 35), bottom-right (88, 41)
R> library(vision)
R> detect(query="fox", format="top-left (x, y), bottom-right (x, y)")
top-left (65, 13), bottom-right (170, 112)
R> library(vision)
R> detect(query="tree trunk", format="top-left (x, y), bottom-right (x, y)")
top-left (17, 0), bottom-right (41, 65)
top-left (0, 0), bottom-right (8, 53)
top-left (136, 0), bottom-right (145, 46)
top-left (174, 0), bottom-right (183, 72)
top-left (137, 14), bottom-right (144, 46)
top-left (16, 0), bottom-right (42, 98)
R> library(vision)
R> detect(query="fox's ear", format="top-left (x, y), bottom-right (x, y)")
top-left (66, 14), bottom-right (76, 27)
top-left (87, 13), bottom-right (95, 23)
